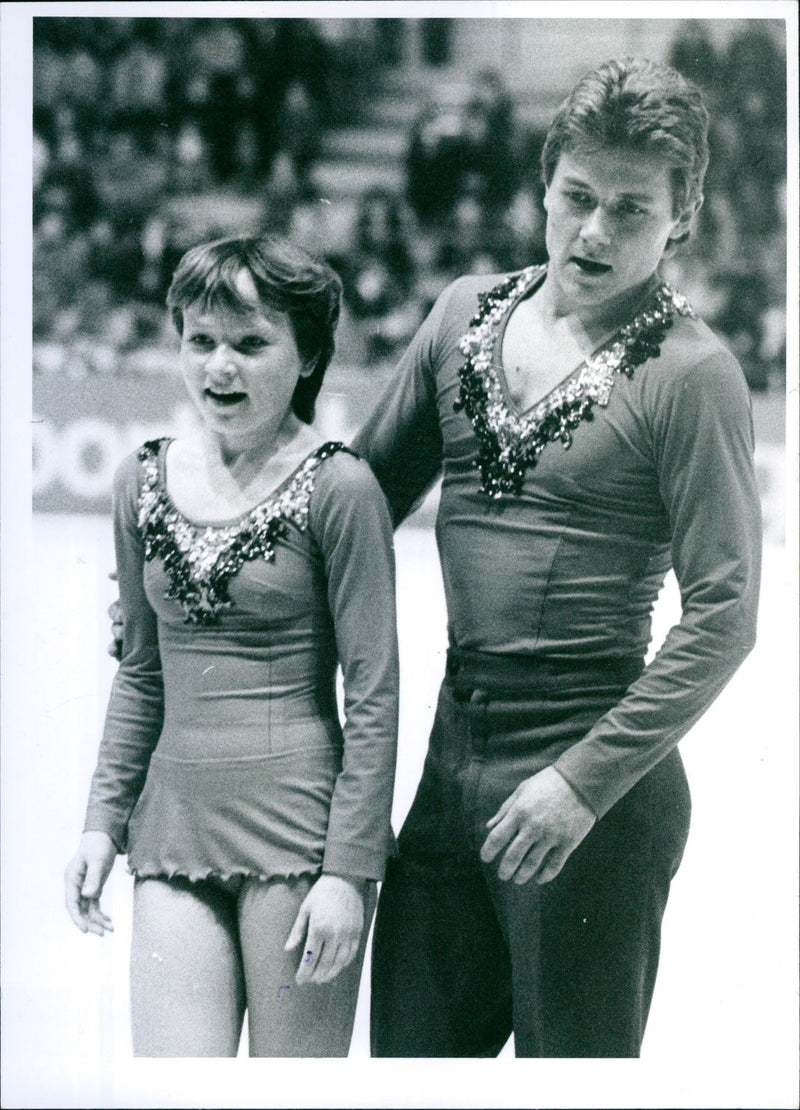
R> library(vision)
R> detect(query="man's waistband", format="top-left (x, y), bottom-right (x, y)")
top-left (445, 647), bottom-right (644, 696)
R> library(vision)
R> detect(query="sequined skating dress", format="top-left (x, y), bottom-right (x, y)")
top-left (83, 440), bottom-right (399, 884)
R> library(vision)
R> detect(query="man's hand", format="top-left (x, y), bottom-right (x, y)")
top-left (284, 874), bottom-right (368, 985)
top-left (480, 766), bottom-right (596, 885)
top-left (107, 571), bottom-right (123, 660)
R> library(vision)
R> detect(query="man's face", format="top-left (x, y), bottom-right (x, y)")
top-left (543, 146), bottom-right (695, 319)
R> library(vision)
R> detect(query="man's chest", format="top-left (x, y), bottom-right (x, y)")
top-left (499, 299), bottom-right (592, 414)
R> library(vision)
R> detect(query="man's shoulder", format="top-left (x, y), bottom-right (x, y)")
top-left (640, 298), bottom-right (751, 421)
top-left (655, 298), bottom-right (745, 385)
top-left (436, 270), bottom-right (526, 316)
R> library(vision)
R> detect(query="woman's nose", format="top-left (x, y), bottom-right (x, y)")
top-left (579, 205), bottom-right (611, 247)
top-left (206, 344), bottom-right (237, 377)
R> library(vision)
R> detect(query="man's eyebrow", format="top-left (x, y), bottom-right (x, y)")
top-left (561, 175), bottom-right (656, 203)
top-left (613, 191), bottom-right (657, 203)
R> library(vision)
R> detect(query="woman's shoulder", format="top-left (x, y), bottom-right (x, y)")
top-left (307, 442), bottom-right (391, 531)
top-left (310, 442), bottom-right (382, 497)
top-left (111, 437), bottom-right (169, 510)
top-left (115, 435), bottom-right (169, 483)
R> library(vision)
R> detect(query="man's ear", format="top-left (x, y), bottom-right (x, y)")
top-left (664, 194), bottom-right (703, 256)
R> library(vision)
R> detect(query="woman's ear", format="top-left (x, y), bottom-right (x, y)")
top-left (299, 357), bottom-right (317, 379)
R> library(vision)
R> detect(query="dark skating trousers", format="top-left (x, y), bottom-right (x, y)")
top-left (371, 649), bottom-right (692, 1058)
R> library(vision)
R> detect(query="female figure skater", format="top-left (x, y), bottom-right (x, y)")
top-left (65, 234), bottom-right (398, 1057)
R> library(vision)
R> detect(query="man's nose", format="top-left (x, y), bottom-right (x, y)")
top-left (579, 205), bottom-right (611, 246)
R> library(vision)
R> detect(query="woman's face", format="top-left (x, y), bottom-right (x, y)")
top-left (180, 270), bottom-right (307, 443)
top-left (543, 146), bottom-right (696, 323)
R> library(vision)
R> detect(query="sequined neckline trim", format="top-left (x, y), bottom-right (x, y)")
top-left (454, 265), bottom-right (697, 499)
top-left (137, 438), bottom-right (350, 625)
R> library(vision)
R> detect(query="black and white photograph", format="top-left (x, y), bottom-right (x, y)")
top-left (1, 2), bottom-right (798, 1107)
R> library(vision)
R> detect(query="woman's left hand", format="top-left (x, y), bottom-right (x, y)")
top-left (285, 874), bottom-right (367, 985)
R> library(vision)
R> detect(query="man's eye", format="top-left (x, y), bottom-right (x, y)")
top-left (565, 191), bottom-right (593, 209)
top-left (613, 202), bottom-right (646, 218)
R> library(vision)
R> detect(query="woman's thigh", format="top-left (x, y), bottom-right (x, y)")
top-left (130, 876), bottom-right (245, 1057)
top-left (238, 875), bottom-right (375, 1057)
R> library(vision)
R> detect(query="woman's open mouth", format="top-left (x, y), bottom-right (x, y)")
top-left (205, 388), bottom-right (247, 406)
top-left (571, 256), bottom-right (613, 276)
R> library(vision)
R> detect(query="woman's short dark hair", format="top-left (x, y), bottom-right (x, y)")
top-left (541, 58), bottom-right (709, 244)
top-left (167, 235), bottom-right (342, 423)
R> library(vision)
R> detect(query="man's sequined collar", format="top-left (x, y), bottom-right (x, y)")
top-left (454, 265), bottom-right (697, 499)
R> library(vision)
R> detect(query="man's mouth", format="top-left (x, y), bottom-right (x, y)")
top-left (571, 256), bottom-right (613, 275)
top-left (205, 388), bottom-right (247, 406)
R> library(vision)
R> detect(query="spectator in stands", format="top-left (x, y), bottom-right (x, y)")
top-left (434, 189), bottom-right (504, 282)
top-left (35, 128), bottom-right (100, 231)
top-left (58, 28), bottom-right (104, 135)
top-left (668, 21), bottom-right (720, 91)
top-left (463, 69), bottom-right (518, 207)
top-left (92, 127), bottom-right (168, 221)
top-left (496, 183), bottom-right (548, 272)
top-left (107, 18), bottom-right (168, 145)
top-left (170, 121), bottom-right (215, 195)
top-left (33, 208), bottom-right (91, 340)
top-left (340, 189), bottom-right (415, 317)
top-left (337, 188), bottom-right (421, 362)
top-left (272, 79), bottom-right (323, 194)
top-left (406, 97), bottom-right (465, 228)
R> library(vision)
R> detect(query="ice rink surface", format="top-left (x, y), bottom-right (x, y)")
top-left (1, 512), bottom-right (797, 1109)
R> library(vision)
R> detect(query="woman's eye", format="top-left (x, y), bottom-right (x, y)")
top-left (236, 336), bottom-right (268, 353)
top-left (187, 334), bottom-right (214, 350)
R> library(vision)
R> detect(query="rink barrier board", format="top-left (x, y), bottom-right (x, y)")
top-left (32, 356), bottom-right (389, 514)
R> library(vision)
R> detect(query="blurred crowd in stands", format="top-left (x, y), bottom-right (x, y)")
top-left (33, 17), bottom-right (786, 390)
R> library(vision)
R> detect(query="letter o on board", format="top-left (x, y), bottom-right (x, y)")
top-left (60, 419), bottom-right (120, 498)
top-left (31, 418), bottom-right (59, 494)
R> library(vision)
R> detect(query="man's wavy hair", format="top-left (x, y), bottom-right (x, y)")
top-left (167, 235), bottom-right (342, 423)
top-left (541, 57), bottom-right (710, 246)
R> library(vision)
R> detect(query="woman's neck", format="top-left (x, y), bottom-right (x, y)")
top-left (201, 414), bottom-right (315, 487)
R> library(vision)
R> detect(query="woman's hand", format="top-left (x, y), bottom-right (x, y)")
top-left (64, 831), bottom-right (118, 936)
top-left (284, 874), bottom-right (368, 985)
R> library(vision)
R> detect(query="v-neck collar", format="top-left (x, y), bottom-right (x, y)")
top-left (455, 266), bottom-right (697, 500)
top-left (157, 437), bottom-right (328, 530)
top-left (492, 267), bottom-right (662, 419)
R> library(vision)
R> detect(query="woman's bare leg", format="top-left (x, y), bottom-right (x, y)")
top-left (238, 875), bottom-right (376, 1057)
top-left (130, 877), bottom-right (245, 1057)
